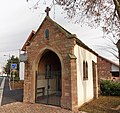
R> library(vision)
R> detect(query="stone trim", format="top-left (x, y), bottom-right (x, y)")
top-left (70, 56), bottom-right (78, 112)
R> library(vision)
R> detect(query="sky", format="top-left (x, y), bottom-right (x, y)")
top-left (0, 0), bottom-right (118, 69)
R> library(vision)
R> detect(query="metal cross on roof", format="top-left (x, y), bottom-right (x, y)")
top-left (45, 7), bottom-right (51, 16)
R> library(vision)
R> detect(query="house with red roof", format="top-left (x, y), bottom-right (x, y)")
top-left (97, 55), bottom-right (119, 81)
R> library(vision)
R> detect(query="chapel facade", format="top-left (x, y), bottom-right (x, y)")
top-left (22, 8), bottom-right (98, 112)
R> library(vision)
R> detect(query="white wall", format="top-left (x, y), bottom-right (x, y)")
top-left (19, 62), bottom-right (25, 80)
top-left (74, 44), bottom-right (97, 107)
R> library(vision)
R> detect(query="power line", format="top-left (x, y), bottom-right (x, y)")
top-left (0, 49), bottom-right (20, 53)
top-left (43, 0), bottom-right (46, 5)
top-left (50, 0), bottom-right (56, 20)
top-left (39, 13), bottom-right (45, 22)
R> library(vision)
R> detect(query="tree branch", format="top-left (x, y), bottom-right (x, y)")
top-left (113, 0), bottom-right (120, 19)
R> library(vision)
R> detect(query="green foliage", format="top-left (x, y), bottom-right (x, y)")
top-left (4, 55), bottom-right (19, 75)
top-left (11, 75), bottom-right (20, 82)
top-left (100, 80), bottom-right (120, 96)
top-left (11, 70), bottom-right (20, 82)
top-left (14, 76), bottom-right (20, 81)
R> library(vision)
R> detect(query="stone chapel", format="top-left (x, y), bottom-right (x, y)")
top-left (21, 7), bottom-right (99, 112)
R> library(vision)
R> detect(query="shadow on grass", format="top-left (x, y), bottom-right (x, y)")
top-left (79, 96), bottom-right (120, 113)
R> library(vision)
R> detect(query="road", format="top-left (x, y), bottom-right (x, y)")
top-left (1, 77), bottom-right (23, 105)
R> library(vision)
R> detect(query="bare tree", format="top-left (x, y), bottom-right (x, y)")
top-left (27, 0), bottom-right (120, 39)
top-left (55, 0), bottom-right (120, 39)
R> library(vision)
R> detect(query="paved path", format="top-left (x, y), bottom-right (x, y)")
top-left (0, 78), bottom-right (86, 113)
top-left (0, 102), bottom-right (86, 113)
top-left (1, 78), bottom-right (23, 105)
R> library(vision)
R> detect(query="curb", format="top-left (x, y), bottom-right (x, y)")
top-left (8, 78), bottom-right (12, 91)
top-left (0, 77), bottom-right (5, 106)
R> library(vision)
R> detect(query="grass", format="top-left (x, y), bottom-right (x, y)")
top-left (79, 96), bottom-right (120, 113)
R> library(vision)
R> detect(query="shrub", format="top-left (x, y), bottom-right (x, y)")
top-left (100, 80), bottom-right (120, 96)
top-left (14, 76), bottom-right (20, 81)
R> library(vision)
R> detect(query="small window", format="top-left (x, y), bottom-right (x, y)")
top-left (83, 61), bottom-right (88, 80)
top-left (83, 61), bottom-right (86, 79)
top-left (86, 62), bottom-right (88, 79)
top-left (45, 29), bottom-right (49, 39)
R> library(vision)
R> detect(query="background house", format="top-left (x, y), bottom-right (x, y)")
top-left (97, 55), bottom-right (119, 81)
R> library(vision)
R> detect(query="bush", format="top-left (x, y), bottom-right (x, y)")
top-left (100, 80), bottom-right (120, 96)
top-left (10, 75), bottom-right (20, 82)
top-left (14, 76), bottom-right (20, 81)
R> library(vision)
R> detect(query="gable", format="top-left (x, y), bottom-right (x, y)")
top-left (21, 16), bottom-right (75, 51)
top-left (21, 15), bottom-right (98, 57)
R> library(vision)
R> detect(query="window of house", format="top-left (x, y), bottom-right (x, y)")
top-left (83, 61), bottom-right (88, 80)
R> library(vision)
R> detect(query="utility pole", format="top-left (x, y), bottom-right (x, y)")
top-left (9, 54), bottom-right (11, 78)
top-left (4, 54), bottom-right (11, 77)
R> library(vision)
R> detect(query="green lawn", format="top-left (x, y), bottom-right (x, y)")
top-left (79, 96), bottom-right (120, 113)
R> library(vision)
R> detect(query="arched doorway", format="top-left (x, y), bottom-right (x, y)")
top-left (35, 50), bottom-right (62, 106)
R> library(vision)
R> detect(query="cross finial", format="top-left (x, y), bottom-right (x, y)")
top-left (45, 7), bottom-right (51, 16)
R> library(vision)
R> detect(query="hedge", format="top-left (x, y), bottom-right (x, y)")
top-left (100, 80), bottom-right (120, 96)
